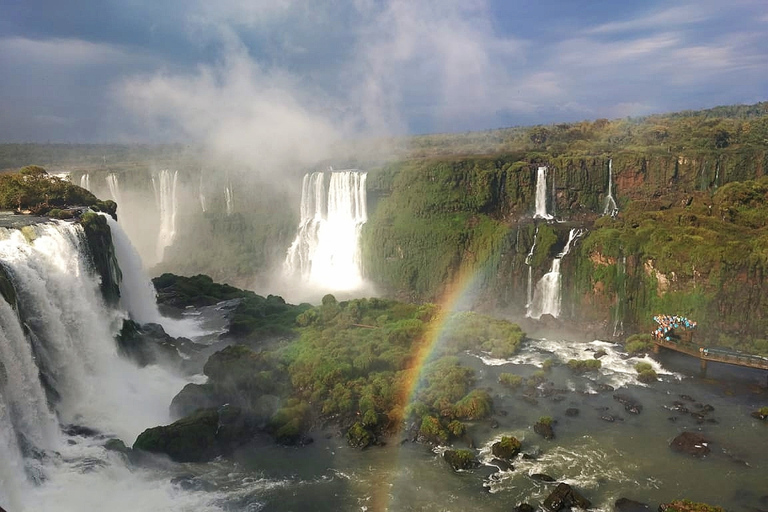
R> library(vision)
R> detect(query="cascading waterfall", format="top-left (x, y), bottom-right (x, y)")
top-left (284, 170), bottom-right (367, 291)
top-left (525, 226), bottom-right (539, 308)
top-left (225, 184), bottom-right (234, 216)
top-left (152, 169), bottom-right (178, 263)
top-left (534, 166), bottom-right (552, 219)
top-left (526, 228), bottom-right (585, 319)
top-left (612, 255), bottom-right (627, 337)
top-left (603, 159), bottom-right (619, 217)
top-left (79, 173), bottom-right (91, 191)
top-left (0, 221), bottom-right (198, 511)
top-left (106, 173), bottom-right (121, 204)
top-left (105, 215), bottom-right (199, 339)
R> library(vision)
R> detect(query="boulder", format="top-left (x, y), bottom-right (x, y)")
top-left (515, 504), bottom-right (535, 512)
top-left (565, 408), bottom-right (580, 417)
top-left (542, 482), bottom-right (592, 511)
top-left (670, 431), bottom-right (711, 457)
top-left (530, 473), bottom-right (556, 482)
top-left (133, 405), bottom-right (252, 462)
top-left (615, 497), bottom-right (651, 512)
top-left (491, 436), bottom-right (521, 460)
top-left (534, 418), bottom-right (555, 440)
top-left (443, 449), bottom-right (479, 471)
top-left (490, 458), bottom-right (513, 471)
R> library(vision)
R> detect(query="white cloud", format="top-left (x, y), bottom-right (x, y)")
top-left (0, 37), bottom-right (131, 66)
top-left (586, 4), bottom-right (711, 35)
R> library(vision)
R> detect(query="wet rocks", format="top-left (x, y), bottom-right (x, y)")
top-left (515, 504), bottom-right (535, 512)
top-left (534, 417), bottom-right (555, 440)
top-left (615, 497), bottom-right (651, 512)
top-left (613, 394), bottom-right (643, 414)
top-left (542, 482), bottom-right (592, 511)
top-left (670, 431), bottom-right (711, 457)
top-left (530, 473), bottom-right (556, 482)
top-left (443, 449), bottom-right (479, 471)
top-left (491, 436), bottom-right (521, 460)
top-left (565, 408), bottom-right (579, 417)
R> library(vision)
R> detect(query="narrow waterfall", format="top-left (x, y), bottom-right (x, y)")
top-left (199, 175), bottom-right (207, 212)
top-left (534, 166), bottom-right (552, 219)
top-left (105, 215), bottom-right (199, 339)
top-left (152, 169), bottom-right (178, 263)
top-left (526, 228), bottom-right (585, 319)
top-left (225, 184), bottom-right (234, 216)
top-left (612, 255), bottom-right (627, 337)
top-left (603, 159), bottom-right (619, 217)
top-left (79, 173), bottom-right (91, 191)
top-left (284, 170), bottom-right (368, 291)
top-left (0, 221), bottom-right (193, 510)
top-left (106, 173), bottom-right (121, 204)
top-left (525, 226), bottom-right (539, 308)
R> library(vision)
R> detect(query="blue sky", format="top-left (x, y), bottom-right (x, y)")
top-left (1, 0), bottom-right (766, 145)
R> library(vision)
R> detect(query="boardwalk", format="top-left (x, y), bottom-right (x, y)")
top-left (653, 338), bottom-right (768, 371)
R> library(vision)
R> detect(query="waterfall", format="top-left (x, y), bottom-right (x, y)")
top-left (526, 228), bottom-right (585, 319)
top-left (525, 226), bottom-right (539, 308)
top-left (79, 173), bottom-right (91, 191)
top-left (225, 184), bottom-right (234, 216)
top-left (152, 170), bottom-right (178, 263)
top-left (603, 159), bottom-right (619, 218)
top-left (534, 166), bottom-right (552, 219)
top-left (0, 220), bottom-right (194, 510)
top-left (199, 175), bottom-right (207, 212)
top-left (612, 255), bottom-right (626, 337)
top-left (105, 173), bottom-right (121, 204)
top-left (284, 170), bottom-right (368, 291)
top-left (105, 215), bottom-right (200, 339)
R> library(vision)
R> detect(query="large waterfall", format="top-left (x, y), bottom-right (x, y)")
top-left (284, 170), bottom-right (368, 291)
top-left (534, 166), bottom-right (553, 219)
top-left (152, 169), bottom-right (178, 263)
top-left (526, 228), bottom-right (585, 319)
top-left (603, 159), bottom-right (619, 217)
top-left (0, 220), bottom-right (195, 511)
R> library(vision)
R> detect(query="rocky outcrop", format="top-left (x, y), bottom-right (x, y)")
top-left (116, 319), bottom-right (203, 370)
top-left (615, 497), bottom-right (651, 512)
top-left (534, 417), bottom-right (555, 440)
top-left (670, 432), bottom-right (711, 457)
top-left (491, 436), bottom-right (521, 460)
top-left (443, 449), bottom-right (479, 471)
top-left (542, 482), bottom-right (592, 511)
top-left (79, 211), bottom-right (121, 306)
top-left (133, 405), bottom-right (252, 462)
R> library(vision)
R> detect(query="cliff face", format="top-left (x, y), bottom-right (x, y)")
top-left (362, 149), bottom-right (768, 353)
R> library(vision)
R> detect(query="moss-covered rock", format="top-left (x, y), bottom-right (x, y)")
top-left (443, 449), bottom-right (478, 471)
top-left (346, 421), bottom-right (374, 449)
top-left (79, 211), bottom-right (121, 305)
top-left (0, 263), bottom-right (16, 309)
top-left (133, 406), bottom-right (251, 462)
top-left (659, 500), bottom-right (725, 512)
top-left (491, 436), bottom-right (521, 460)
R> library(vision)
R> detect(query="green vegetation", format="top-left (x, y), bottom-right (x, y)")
top-left (624, 334), bottom-right (654, 355)
top-left (634, 361), bottom-right (658, 383)
top-left (567, 359), bottom-right (602, 373)
top-left (0, 165), bottom-right (98, 213)
top-left (661, 500), bottom-right (725, 512)
top-left (491, 435), bottom-right (521, 460)
top-left (442, 449), bottom-right (478, 471)
top-left (498, 373), bottom-right (523, 388)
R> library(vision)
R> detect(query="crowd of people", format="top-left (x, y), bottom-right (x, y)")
top-left (652, 314), bottom-right (697, 341)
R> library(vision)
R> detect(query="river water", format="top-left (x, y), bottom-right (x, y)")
top-left (130, 336), bottom-right (768, 512)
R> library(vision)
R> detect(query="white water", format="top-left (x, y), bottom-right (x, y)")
top-left (152, 169), bottom-right (178, 263)
top-left (533, 166), bottom-right (552, 220)
top-left (603, 159), bottom-right (619, 218)
top-left (225, 184), bottom-right (234, 216)
top-left (0, 221), bottom-right (214, 511)
top-left (106, 173), bottom-right (121, 204)
top-left (524, 226), bottom-right (539, 308)
top-left (105, 215), bottom-right (202, 339)
top-left (79, 173), bottom-right (91, 191)
top-left (199, 175), bottom-right (207, 212)
top-left (284, 170), bottom-right (368, 292)
top-left (526, 228), bottom-right (584, 319)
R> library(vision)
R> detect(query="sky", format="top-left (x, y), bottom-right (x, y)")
top-left (0, 0), bottom-right (766, 145)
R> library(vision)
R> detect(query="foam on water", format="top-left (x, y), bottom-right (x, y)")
top-left (475, 338), bottom-right (682, 390)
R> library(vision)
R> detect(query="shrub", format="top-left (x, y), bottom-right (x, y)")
top-left (499, 373), bottom-right (523, 388)
top-left (625, 334), bottom-right (654, 355)
top-left (567, 359), bottom-right (602, 373)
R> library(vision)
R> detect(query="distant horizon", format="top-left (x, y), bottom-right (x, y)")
top-left (1, 98), bottom-right (766, 147)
